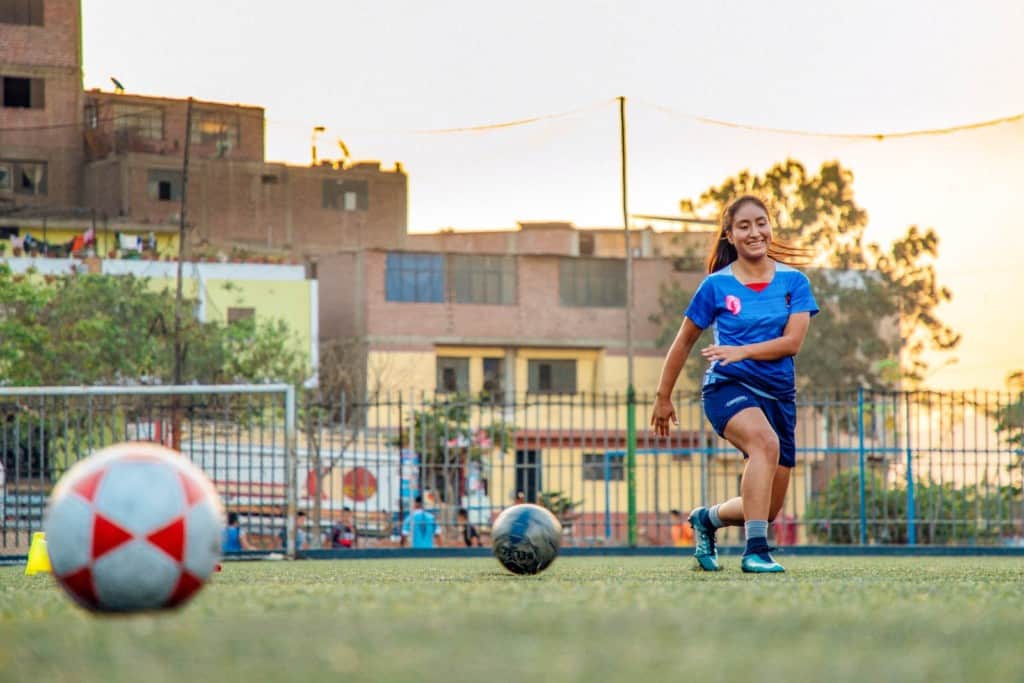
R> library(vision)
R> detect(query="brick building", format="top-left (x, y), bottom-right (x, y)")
top-left (77, 90), bottom-right (408, 254)
top-left (0, 0), bottom-right (83, 210)
top-left (0, 0), bottom-right (408, 257)
top-left (318, 222), bottom-right (716, 399)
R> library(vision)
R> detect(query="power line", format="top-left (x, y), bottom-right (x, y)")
top-left (0, 99), bottom-right (614, 137)
top-left (263, 100), bottom-right (615, 136)
top-left (0, 106), bottom-right (167, 133)
top-left (365, 99), bottom-right (615, 135)
top-left (637, 99), bottom-right (1024, 141)
top-left (4, 95), bottom-right (1024, 142)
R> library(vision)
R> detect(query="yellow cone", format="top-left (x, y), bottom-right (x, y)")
top-left (25, 532), bottom-right (52, 576)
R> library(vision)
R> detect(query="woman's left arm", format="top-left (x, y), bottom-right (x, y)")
top-left (701, 312), bottom-right (812, 365)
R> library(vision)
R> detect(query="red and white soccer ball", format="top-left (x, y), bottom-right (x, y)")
top-left (44, 442), bottom-right (223, 613)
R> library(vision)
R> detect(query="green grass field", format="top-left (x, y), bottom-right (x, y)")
top-left (1, 556), bottom-right (1023, 683)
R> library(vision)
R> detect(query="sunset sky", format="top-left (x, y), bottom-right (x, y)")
top-left (80, 0), bottom-right (1024, 391)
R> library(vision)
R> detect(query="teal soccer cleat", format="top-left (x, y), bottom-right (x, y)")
top-left (688, 507), bottom-right (721, 572)
top-left (741, 549), bottom-right (785, 573)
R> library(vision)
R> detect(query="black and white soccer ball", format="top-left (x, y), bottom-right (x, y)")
top-left (491, 503), bottom-right (561, 575)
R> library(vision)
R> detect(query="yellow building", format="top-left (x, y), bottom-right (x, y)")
top-left (2, 255), bottom-right (317, 365)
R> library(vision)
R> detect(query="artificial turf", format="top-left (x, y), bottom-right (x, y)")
top-left (1, 556), bottom-right (1023, 683)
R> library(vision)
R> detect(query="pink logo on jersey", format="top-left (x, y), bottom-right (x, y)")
top-left (725, 295), bottom-right (742, 315)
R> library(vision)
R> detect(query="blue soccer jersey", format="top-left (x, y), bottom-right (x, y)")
top-left (402, 509), bottom-right (439, 549)
top-left (684, 262), bottom-right (819, 401)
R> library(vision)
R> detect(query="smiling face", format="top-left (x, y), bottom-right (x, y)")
top-left (726, 200), bottom-right (772, 262)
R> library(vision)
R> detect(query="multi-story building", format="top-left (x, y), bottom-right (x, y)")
top-left (80, 90), bottom-right (408, 255)
top-left (318, 221), bottom-right (715, 401)
top-left (0, 0), bottom-right (408, 258)
top-left (0, 0), bottom-right (83, 211)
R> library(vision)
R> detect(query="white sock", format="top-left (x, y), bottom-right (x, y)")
top-left (708, 504), bottom-right (724, 528)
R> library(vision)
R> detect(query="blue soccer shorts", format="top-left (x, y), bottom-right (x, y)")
top-left (701, 380), bottom-right (797, 468)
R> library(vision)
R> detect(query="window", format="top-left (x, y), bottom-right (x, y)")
top-left (84, 102), bottom-right (98, 129)
top-left (147, 169), bottom-right (183, 202)
top-left (449, 254), bottom-right (516, 305)
top-left (559, 258), bottom-right (626, 307)
top-left (482, 357), bottom-right (505, 402)
top-left (2, 77), bottom-right (43, 109)
top-left (514, 450), bottom-right (541, 502)
top-left (4, 160), bottom-right (46, 195)
top-left (578, 232), bottom-right (595, 256)
top-left (527, 359), bottom-right (576, 394)
top-left (385, 252), bottom-right (444, 303)
top-left (114, 104), bottom-right (163, 140)
top-left (0, 0), bottom-right (43, 26)
top-left (323, 179), bottom-right (368, 211)
top-left (227, 307), bottom-right (255, 324)
top-left (436, 357), bottom-right (469, 393)
top-left (191, 110), bottom-right (239, 148)
top-left (582, 453), bottom-right (623, 481)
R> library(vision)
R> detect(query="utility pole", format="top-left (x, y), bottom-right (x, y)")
top-left (620, 96), bottom-right (634, 390)
top-left (171, 97), bottom-right (193, 450)
top-left (619, 95), bottom-right (637, 547)
top-left (173, 97), bottom-right (193, 387)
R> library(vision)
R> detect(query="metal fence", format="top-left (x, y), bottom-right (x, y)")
top-left (2, 386), bottom-right (1022, 555)
top-left (0, 385), bottom-right (299, 555)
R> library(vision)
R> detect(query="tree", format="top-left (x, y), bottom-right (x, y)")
top-left (0, 266), bottom-right (308, 387)
top-left (316, 337), bottom-right (369, 407)
top-left (301, 337), bottom-right (397, 547)
top-left (401, 395), bottom-right (514, 507)
top-left (0, 266), bottom-right (310, 480)
top-left (994, 370), bottom-right (1024, 461)
top-left (0, 266), bottom-right (171, 386)
top-left (806, 469), bottom-right (1019, 544)
top-left (647, 281), bottom-right (712, 394)
top-left (0, 267), bottom-right (307, 455)
top-left (651, 159), bottom-right (960, 390)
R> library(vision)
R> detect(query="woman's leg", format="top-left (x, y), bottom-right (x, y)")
top-left (715, 464), bottom-right (792, 526)
top-left (725, 408), bottom-right (780, 522)
top-left (690, 406), bottom-right (779, 570)
top-left (705, 407), bottom-right (779, 525)
top-left (768, 466), bottom-right (792, 522)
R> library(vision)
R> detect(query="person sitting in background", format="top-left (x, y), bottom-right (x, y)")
top-left (669, 509), bottom-right (694, 547)
top-left (458, 507), bottom-right (482, 547)
top-left (222, 512), bottom-right (252, 552)
top-left (330, 507), bottom-right (358, 549)
top-left (280, 510), bottom-right (309, 551)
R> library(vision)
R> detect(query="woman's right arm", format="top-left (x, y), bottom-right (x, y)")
top-left (651, 317), bottom-right (704, 436)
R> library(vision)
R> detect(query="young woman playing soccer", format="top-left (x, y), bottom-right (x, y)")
top-left (650, 195), bottom-right (818, 573)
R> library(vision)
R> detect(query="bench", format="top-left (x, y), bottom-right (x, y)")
top-left (1, 492), bottom-right (47, 530)
top-left (353, 511), bottom-right (393, 538)
top-left (313, 511), bottom-right (394, 540)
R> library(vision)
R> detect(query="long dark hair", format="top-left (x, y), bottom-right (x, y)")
top-left (706, 195), bottom-right (808, 273)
